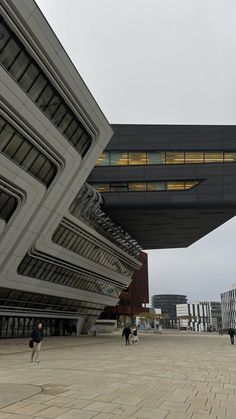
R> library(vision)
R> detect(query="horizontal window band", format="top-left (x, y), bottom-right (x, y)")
top-left (61, 218), bottom-right (138, 269)
top-left (96, 151), bottom-right (236, 166)
top-left (52, 222), bottom-right (135, 277)
top-left (0, 15), bottom-right (92, 158)
top-left (0, 113), bottom-right (58, 187)
top-left (0, 286), bottom-right (104, 314)
top-left (17, 253), bottom-right (124, 298)
top-left (90, 180), bottom-right (201, 193)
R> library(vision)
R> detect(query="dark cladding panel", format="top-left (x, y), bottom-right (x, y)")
top-left (89, 124), bottom-right (236, 249)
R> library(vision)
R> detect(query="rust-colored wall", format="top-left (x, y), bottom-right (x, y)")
top-left (102, 251), bottom-right (149, 318)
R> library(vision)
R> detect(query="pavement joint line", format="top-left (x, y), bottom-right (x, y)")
top-left (0, 365), bottom-right (232, 387)
top-left (0, 383), bottom-right (43, 410)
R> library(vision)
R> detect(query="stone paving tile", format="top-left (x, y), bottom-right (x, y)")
top-left (50, 409), bottom-right (98, 419)
top-left (63, 400), bottom-right (93, 409)
top-left (3, 416), bottom-right (34, 419)
top-left (136, 406), bottom-right (170, 419)
top-left (34, 405), bottom-right (71, 418)
top-left (110, 403), bottom-right (140, 415)
top-left (0, 401), bottom-right (30, 413)
top-left (209, 406), bottom-right (227, 416)
top-left (159, 401), bottom-right (190, 413)
top-left (110, 395), bottom-right (143, 406)
top-left (83, 401), bottom-right (116, 413)
top-left (226, 407), bottom-right (236, 416)
top-left (1, 333), bottom-right (236, 419)
top-left (166, 413), bottom-right (192, 419)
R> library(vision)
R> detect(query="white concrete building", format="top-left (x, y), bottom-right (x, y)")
top-left (221, 285), bottom-right (236, 329)
top-left (0, 0), bottom-right (142, 337)
top-left (176, 302), bottom-right (222, 331)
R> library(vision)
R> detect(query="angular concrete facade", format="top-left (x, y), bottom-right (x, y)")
top-left (0, 0), bottom-right (141, 337)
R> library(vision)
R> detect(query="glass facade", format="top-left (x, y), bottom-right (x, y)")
top-left (0, 115), bottom-right (57, 186)
top-left (91, 180), bottom-right (199, 193)
top-left (52, 224), bottom-right (134, 277)
top-left (17, 255), bottom-right (122, 298)
top-left (0, 189), bottom-right (17, 222)
top-left (0, 16), bottom-right (92, 157)
top-left (0, 287), bottom-right (104, 338)
top-left (95, 150), bottom-right (236, 166)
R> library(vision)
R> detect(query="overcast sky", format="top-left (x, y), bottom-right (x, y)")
top-left (37, 0), bottom-right (236, 302)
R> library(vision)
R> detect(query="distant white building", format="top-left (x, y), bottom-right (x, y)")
top-left (221, 286), bottom-right (236, 329)
top-left (176, 302), bottom-right (222, 331)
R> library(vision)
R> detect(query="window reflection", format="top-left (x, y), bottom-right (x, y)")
top-left (129, 183), bottom-right (146, 191)
top-left (147, 152), bottom-right (165, 164)
top-left (90, 180), bottom-right (199, 192)
top-left (185, 152), bottom-right (204, 163)
top-left (95, 150), bottom-right (236, 166)
top-left (166, 152), bottom-right (185, 164)
top-left (94, 184), bottom-right (110, 192)
top-left (96, 152), bottom-right (109, 166)
top-left (110, 183), bottom-right (128, 191)
top-left (167, 182), bottom-right (185, 190)
top-left (110, 152), bottom-right (128, 166)
top-left (185, 181), bottom-right (198, 190)
top-left (129, 153), bottom-right (147, 165)
top-left (204, 152), bottom-right (223, 162)
top-left (224, 152), bottom-right (236, 162)
top-left (147, 182), bottom-right (165, 191)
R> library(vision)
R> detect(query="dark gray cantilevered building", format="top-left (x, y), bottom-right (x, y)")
top-left (89, 124), bottom-right (236, 249)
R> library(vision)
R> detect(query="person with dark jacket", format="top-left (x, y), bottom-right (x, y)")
top-left (122, 326), bottom-right (131, 346)
top-left (31, 323), bottom-right (43, 362)
top-left (228, 328), bottom-right (235, 345)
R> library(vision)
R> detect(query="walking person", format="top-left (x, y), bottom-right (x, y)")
top-left (228, 327), bottom-right (235, 345)
top-left (131, 327), bottom-right (138, 344)
top-left (133, 327), bottom-right (138, 342)
top-left (31, 323), bottom-right (43, 363)
top-left (122, 325), bottom-right (131, 346)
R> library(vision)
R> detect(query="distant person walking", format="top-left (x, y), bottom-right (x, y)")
top-left (131, 327), bottom-right (139, 344)
top-left (31, 323), bottom-right (43, 362)
top-left (228, 328), bottom-right (235, 345)
top-left (122, 325), bottom-right (131, 346)
top-left (218, 328), bottom-right (223, 336)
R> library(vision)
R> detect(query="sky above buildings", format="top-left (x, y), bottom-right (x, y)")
top-left (37, 0), bottom-right (236, 301)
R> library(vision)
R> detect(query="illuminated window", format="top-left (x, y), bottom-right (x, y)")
top-left (167, 182), bottom-right (185, 190)
top-left (166, 152), bottom-right (185, 164)
top-left (185, 181), bottom-right (199, 190)
top-left (90, 180), bottom-right (199, 192)
top-left (147, 182), bottom-right (165, 191)
top-left (129, 183), bottom-right (146, 191)
top-left (110, 183), bottom-right (128, 191)
top-left (204, 152), bottom-right (223, 163)
top-left (128, 152), bottom-right (147, 165)
top-left (224, 152), bottom-right (236, 162)
top-left (110, 152), bottom-right (128, 166)
top-left (96, 152), bottom-right (109, 166)
top-left (93, 183), bottom-right (110, 192)
top-left (146, 151), bottom-right (165, 164)
top-left (185, 152), bottom-right (204, 163)
top-left (95, 150), bottom-right (236, 167)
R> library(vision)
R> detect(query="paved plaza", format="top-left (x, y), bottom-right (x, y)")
top-left (0, 332), bottom-right (236, 419)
